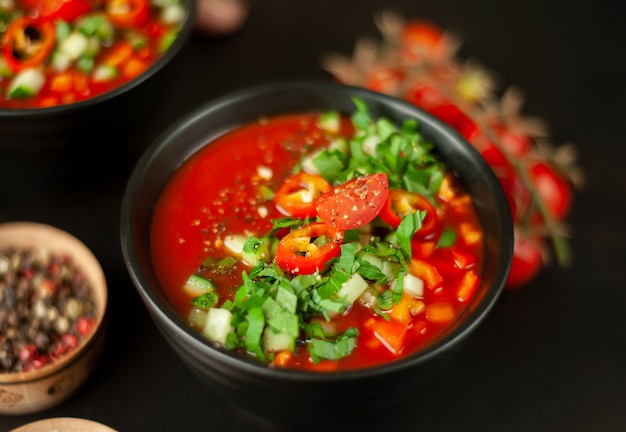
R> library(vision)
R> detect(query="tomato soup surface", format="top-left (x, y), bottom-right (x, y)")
top-left (151, 105), bottom-right (485, 371)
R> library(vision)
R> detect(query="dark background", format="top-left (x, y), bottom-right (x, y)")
top-left (2, 0), bottom-right (625, 430)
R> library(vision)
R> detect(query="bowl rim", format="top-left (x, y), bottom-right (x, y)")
top-left (121, 80), bottom-right (513, 381)
top-left (0, 0), bottom-right (196, 117)
top-left (0, 221), bottom-right (108, 384)
top-left (10, 417), bottom-right (118, 432)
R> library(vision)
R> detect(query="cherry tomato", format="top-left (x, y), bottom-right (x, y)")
top-left (379, 189), bottom-right (438, 237)
top-left (364, 66), bottom-right (405, 95)
top-left (274, 172), bottom-right (332, 219)
top-left (1, 17), bottom-right (56, 72)
top-left (428, 104), bottom-right (478, 139)
top-left (24, 0), bottom-right (92, 22)
top-left (403, 82), bottom-right (448, 111)
top-left (477, 143), bottom-right (524, 219)
top-left (400, 20), bottom-right (447, 63)
top-left (315, 173), bottom-right (389, 230)
top-left (528, 161), bottom-right (573, 221)
top-left (505, 235), bottom-right (543, 289)
top-left (492, 123), bottom-right (533, 157)
top-left (275, 222), bottom-right (344, 275)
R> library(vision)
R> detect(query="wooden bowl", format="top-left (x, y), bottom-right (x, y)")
top-left (10, 417), bottom-right (117, 432)
top-left (0, 222), bottom-right (108, 415)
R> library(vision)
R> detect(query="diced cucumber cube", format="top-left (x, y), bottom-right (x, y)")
top-left (60, 32), bottom-right (89, 60)
top-left (92, 64), bottom-right (118, 82)
top-left (336, 273), bottom-right (368, 304)
top-left (382, 260), bottom-right (401, 281)
top-left (263, 329), bottom-right (295, 353)
top-left (360, 252), bottom-right (383, 269)
top-left (224, 234), bottom-right (246, 256)
top-left (183, 274), bottom-right (216, 296)
top-left (203, 308), bottom-right (233, 344)
top-left (242, 236), bottom-right (271, 267)
top-left (319, 111), bottom-right (340, 134)
top-left (362, 134), bottom-right (381, 156)
top-left (85, 36), bottom-right (101, 57)
top-left (161, 3), bottom-right (185, 24)
top-left (402, 272), bottom-right (425, 298)
top-left (50, 51), bottom-right (71, 72)
top-left (7, 68), bottom-right (45, 98)
top-left (187, 307), bottom-right (208, 329)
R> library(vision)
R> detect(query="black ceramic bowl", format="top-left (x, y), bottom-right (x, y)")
top-left (120, 81), bottom-right (513, 429)
top-left (0, 0), bottom-right (195, 151)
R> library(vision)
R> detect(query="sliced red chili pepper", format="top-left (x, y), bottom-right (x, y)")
top-left (24, 0), bottom-right (92, 22)
top-left (315, 173), bottom-right (388, 230)
top-left (274, 172), bottom-right (332, 218)
top-left (379, 189), bottom-right (438, 237)
top-left (1, 17), bottom-right (56, 73)
top-left (106, 0), bottom-right (150, 28)
top-left (275, 222), bottom-right (344, 275)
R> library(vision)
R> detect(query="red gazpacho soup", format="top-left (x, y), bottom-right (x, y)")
top-left (0, 0), bottom-right (186, 108)
top-left (151, 100), bottom-right (485, 371)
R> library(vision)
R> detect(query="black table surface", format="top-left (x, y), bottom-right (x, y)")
top-left (2, 0), bottom-right (625, 431)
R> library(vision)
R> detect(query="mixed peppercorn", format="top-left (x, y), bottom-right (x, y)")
top-left (0, 247), bottom-right (96, 373)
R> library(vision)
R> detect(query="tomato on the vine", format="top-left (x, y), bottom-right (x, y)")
top-left (527, 161), bottom-right (573, 221)
top-left (364, 66), bottom-right (405, 94)
top-left (400, 20), bottom-right (447, 63)
top-left (315, 173), bottom-right (389, 230)
top-left (429, 104), bottom-right (478, 139)
top-left (505, 234), bottom-right (543, 289)
top-left (403, 82), bottom-right (448, 111)
top-left (491, 123), bottom-right (533, 157)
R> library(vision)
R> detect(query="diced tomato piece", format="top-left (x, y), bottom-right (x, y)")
top-left (372, 318), bottom-right (407, 355)
top-left (458, 222), bottom-right (483, 246)
top-left (411, 239), bottom-right (436, 258)
top-left (425, 302), bottom-right (455, 323)
top-left (272, 350), bottom-right (294, 367)
top-left (451, 248), bottom-right (477, 269)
